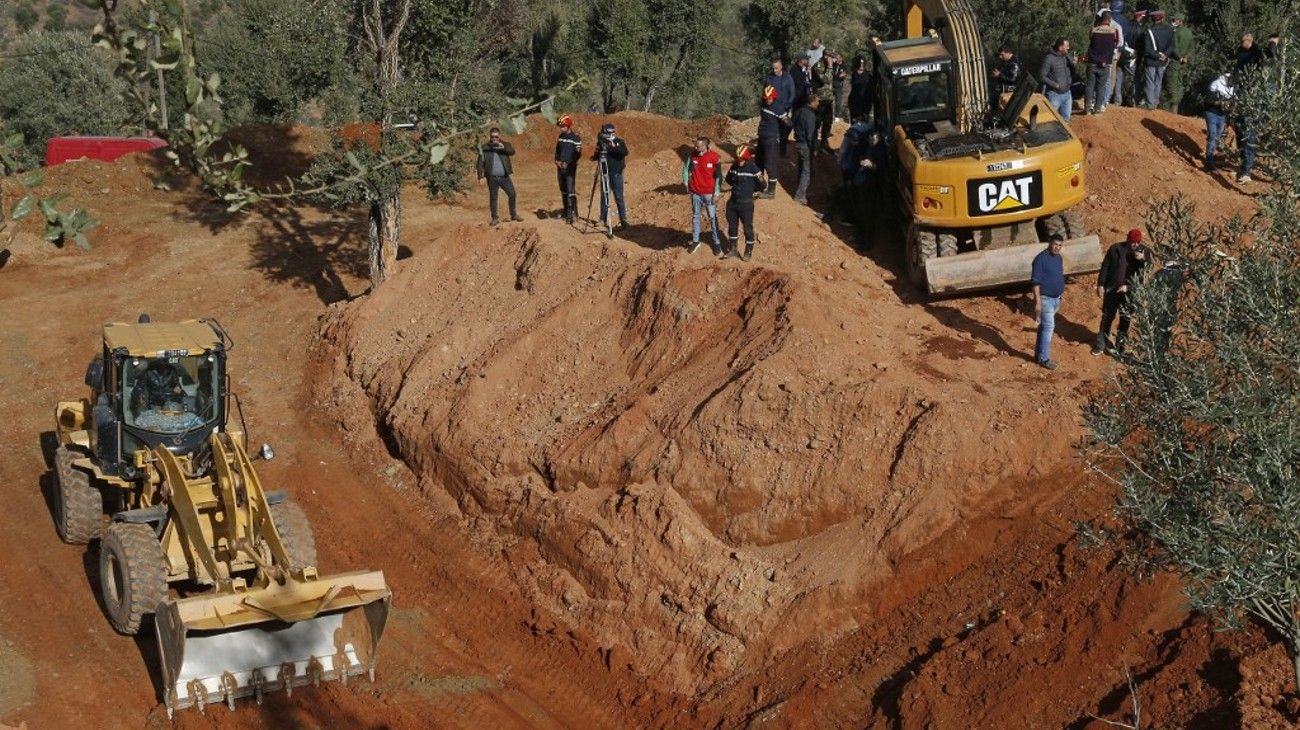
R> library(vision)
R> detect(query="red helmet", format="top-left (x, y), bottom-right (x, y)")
top-left (736, 144), bottom-right (754, 161)
top-left (762, 85), bottom-right (778, 104)
top-left (557, 114), bottom-right (573, 128)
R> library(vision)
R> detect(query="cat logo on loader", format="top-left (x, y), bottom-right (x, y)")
top-left (51, 316), bottom-right (391, 716)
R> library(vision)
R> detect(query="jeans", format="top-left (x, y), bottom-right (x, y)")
top-left (691, 192), bottom-right (720, 245)
top-left (1085, 63), bottom-right (1112, 111)
top-left (794, 142), bottom-right (813, 200)
top-left (600, 171), bottom-right (627, 225)
top-left (1205, 109), bottom-right (1227, 167)
top-left (1096, 290), bottom-right (1130, 352)
top-left (1046, 89), bottom-right (1072, 121)
top-left (1037, 295), bottom-right (1060, 363)
top-left (1112, 63), bottom-right (1134, 105)
top-left (1143, 64), bottom-right (1166, 107)
top-left (486, 175), bottom-right (517, 220)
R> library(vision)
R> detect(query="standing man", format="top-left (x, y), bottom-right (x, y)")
top-left (554, 114), bottom-right (582, 224)
top-left (1203, 72), bottom-right (1232, 172)
top-left (724, 144), bottom-right (766, 261)
top-left (477, 127), bottom-right (522, 226)
top-left (682, 136), bottom-right (723, 255)
top-left (788, 52), bottom-right (815, 155)
top-left (595, 122), bottom-right (630, 232)
top-left (990, 45), bottom-right (1022, 101)
top-left (843, 124), bottom-right (887, 248)
top-left (1040, 38), bottom-right (1075, 121)
top-left (831, 52), bottom-right (850, 122)
top-left (1162, 13), bottom-right (1194, 111)
top-left (760, 57), bottom-right (796, 196)
top-left (848, 55), bottom-right (873, 122)
top-left (792, 95), bottom-right (820, 204)
top-left (805, 38), bottom-right (826, 68)
top-left (813, 54), bottom-right (837, 152)
top-left (1093, 228), bottom-right (1151, 356)
top-left (1085, 9), bottom-right (1119, 114)
top-left (1141, 10), bottom-right (1174, 109)
top-left (1236, 33), bottom-right (1262, 71)
top-left (1031, 234), bottom-right (1068, 370)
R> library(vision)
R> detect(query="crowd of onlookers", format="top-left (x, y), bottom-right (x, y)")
top-left (993, 2), bottom-right (1279, 184)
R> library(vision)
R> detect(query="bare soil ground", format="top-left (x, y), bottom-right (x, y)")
top-left (0, 106), bottom-right (1288, 728)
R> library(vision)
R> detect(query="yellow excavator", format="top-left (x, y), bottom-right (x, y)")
top-left (873, 0), bottom-right (1102, 294)
top-left (52, 316), bottom-right (390, 716)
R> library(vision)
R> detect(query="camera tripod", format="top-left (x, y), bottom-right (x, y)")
top-left (583, 148), bottom-right (615, 239)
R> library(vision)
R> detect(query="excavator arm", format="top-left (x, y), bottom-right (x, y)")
top-left (903, 0), bottom-right (989, 132)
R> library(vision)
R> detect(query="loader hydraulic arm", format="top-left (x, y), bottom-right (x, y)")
top-left (902, 0), bottom-right (989, 132)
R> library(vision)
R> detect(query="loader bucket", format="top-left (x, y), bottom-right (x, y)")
top-left (924, 234), bottom-right (1103, 295)
top-left (154, 570), bottom-right (390, 716)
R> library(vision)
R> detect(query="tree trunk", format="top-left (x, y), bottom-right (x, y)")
top-left (367, 194), bottom-right (400, 288)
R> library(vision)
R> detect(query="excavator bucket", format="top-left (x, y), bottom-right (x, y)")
top-left (154, 569), bottom-right (391, 716)
top-left (924, 234), bottom-right (1102, 295)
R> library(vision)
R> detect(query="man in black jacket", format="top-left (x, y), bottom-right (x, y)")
top-left (595, 122), bottom-right (630, 232)
top-left (478, 127), bottom-right (521, 226)
top-left (554, 114), bottom-right (582, 223)
top-left (990, 46), bottom-right (1022, 98)
top-left (1093, 228), bottom-right (1152, 355)
top-left (724, 144), bottom-right (767, 261)
top-left (1141, 11), bottom-right (1175, 108)
top-left (792, 95), bottom-right (820, 204)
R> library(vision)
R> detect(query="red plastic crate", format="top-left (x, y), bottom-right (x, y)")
top-left (45, 136), bottom-right (168, 166)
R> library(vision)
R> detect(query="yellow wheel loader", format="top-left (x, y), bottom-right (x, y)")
top-left (872, 0), bottom-right (1103, 294)
top-left (52, 316), bottom-right (391, 716)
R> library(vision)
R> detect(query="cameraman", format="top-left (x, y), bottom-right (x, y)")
top-left (595, 122), bottom-right (630, 231)
top-left (477, 127), bottom-right (521, 226)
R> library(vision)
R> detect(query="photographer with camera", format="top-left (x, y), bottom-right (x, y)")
top-left (477, 127), bottom-right (521, 226)
top-left (595, 122), bottom-right (630, 232)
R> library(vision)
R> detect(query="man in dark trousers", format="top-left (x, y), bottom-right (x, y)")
top-left (990, 45), bottom-right (1022, 100)
top-left (792, 95), bottom-right (820, 204)
top-left (478, 127), bottom-right (522, 226)
top-left (762, 57), bottom-right (796, 164)
top-left (839, 122), bottom-right (887, 248)
top-left (681, 136), bottom-right (724, 255)
top-left (595, 122), bottom-right (630, 232)
top-left (788, 53), bottom-right (814, 154)
top-left (554, 114), bottom-right (582, 223)
top-left (724, 144), bottom-right (767, 261)
top-left (757, 83), bottom-right (784, 199)
top-left (1031, 234), bottom-right (1068, 370)
top-left (1093, 228), bottom-right (1152, 355)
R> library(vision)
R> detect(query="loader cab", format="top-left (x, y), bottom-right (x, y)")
top-left (874, 37), bottom-right (956, 138)
top-left (97, 320), bottom-right (227, 476)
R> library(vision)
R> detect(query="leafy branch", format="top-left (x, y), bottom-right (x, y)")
top-left (1, 132), bottom-right (98, 251)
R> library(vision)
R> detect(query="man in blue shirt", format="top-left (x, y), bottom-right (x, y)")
top-left (1030, 234), bottom-right (1067, 370)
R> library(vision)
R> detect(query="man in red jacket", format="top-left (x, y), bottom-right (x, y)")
top-left (681, 136), bottom-right (723, 255)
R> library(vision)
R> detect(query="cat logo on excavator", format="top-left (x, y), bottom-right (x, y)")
top-left (969, 172), bottom-right (1042, 216)
top-left (51, 316), bottom-right (391, 716)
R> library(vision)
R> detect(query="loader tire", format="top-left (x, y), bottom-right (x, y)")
top-left (905, 222), bottom-right (938, 290)
top-left (270, 501), bottom-right (318, 571)
top-left (99, 522), bottom-right (168, 635)
top-left (54, 446), bottom-right (101, 544)
top-left (938, 233), bottom-right (959, 258)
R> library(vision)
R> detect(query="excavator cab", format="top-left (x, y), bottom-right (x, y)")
top-left (874, 37), bottom-right (956, 133)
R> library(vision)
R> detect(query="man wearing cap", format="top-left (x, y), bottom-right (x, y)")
top-left (1085, 9), bottom-right (1120, 114)
top-left (554, 114), bottom-right (582, 224)
top-left (595, 122), bottom-right (630, 232)
top-left (1093, 228), bottom-right (1152, 356)
top-left (681, 136), bottom-right (724, 255)
top-left (1031, 234), bottom-right (1068, 370)
top-left (477, 127), bottom-right (522, 226)
top-left (1141, 10), bottom-right (1175, 109)
top-left (724, 145), bottom-right (767, 261)
top-left (1162, 14), bottom-right (1194, 111)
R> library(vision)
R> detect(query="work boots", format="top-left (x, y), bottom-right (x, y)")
top-left (741, 240), bottom-right (755, 261)
top-left (725, 236), bottom-right (739, 259)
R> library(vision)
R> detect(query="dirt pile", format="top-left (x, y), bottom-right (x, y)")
top-left (319, 107), bottom-right (1248, 697)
